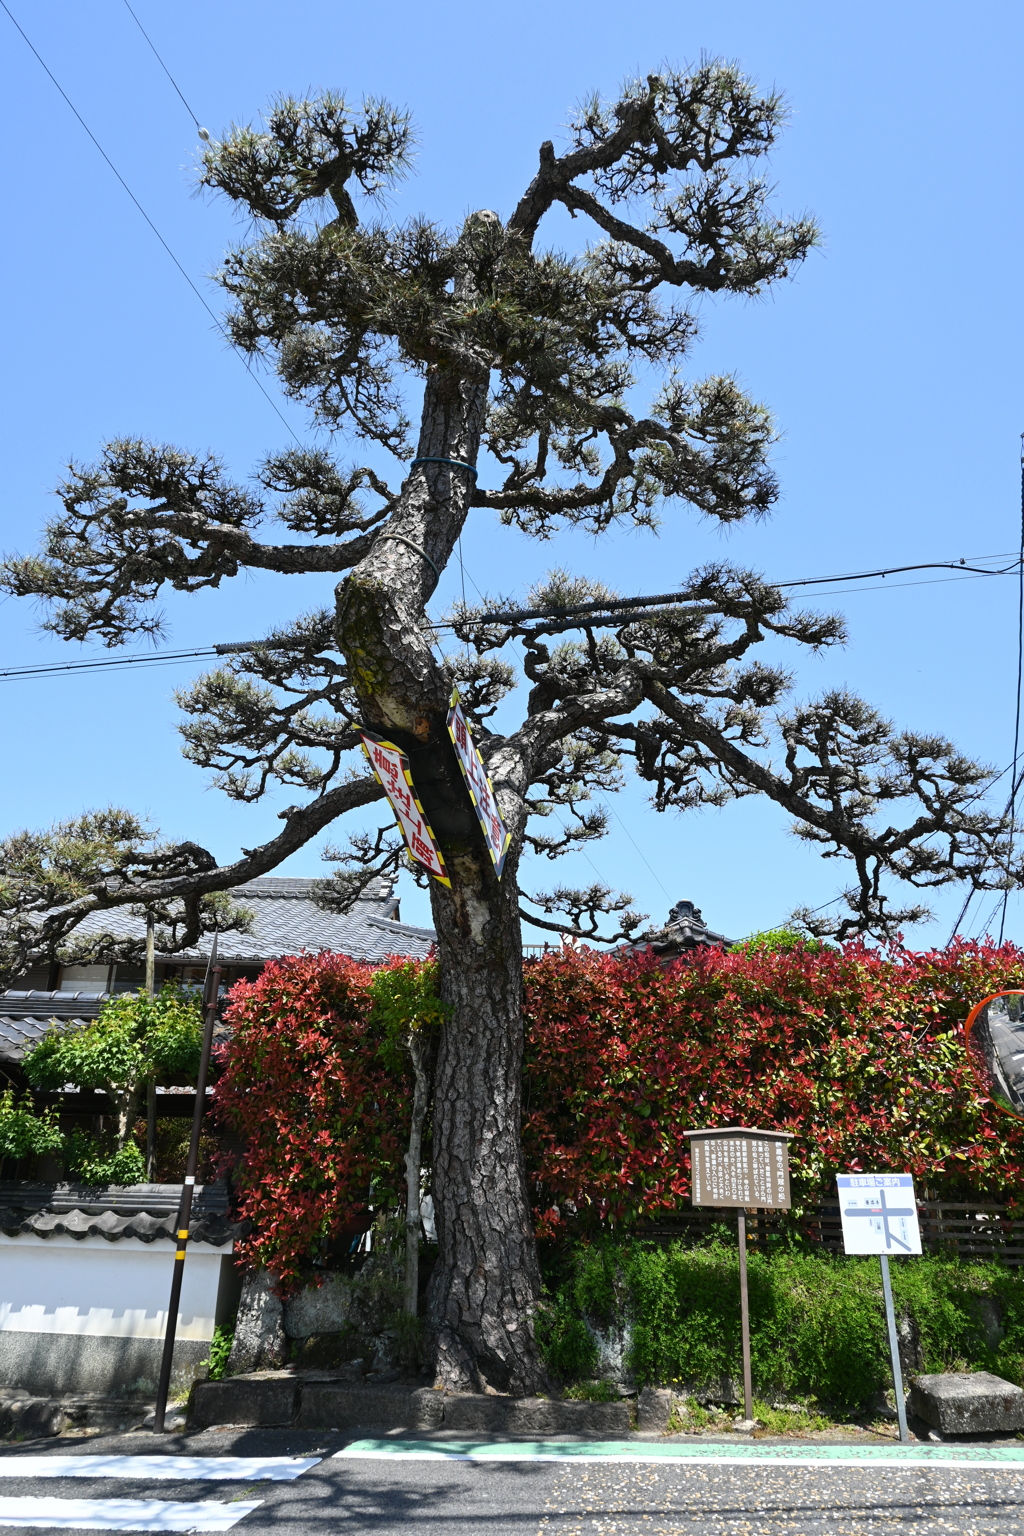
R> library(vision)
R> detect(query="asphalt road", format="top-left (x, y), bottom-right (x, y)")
top-left (0, 1427), bottom-right (1023, 1533)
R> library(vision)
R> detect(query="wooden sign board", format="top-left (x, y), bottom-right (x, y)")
top-left (686, 1127), bottom-right (793, 1210)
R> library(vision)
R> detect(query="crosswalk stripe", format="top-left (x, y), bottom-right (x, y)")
top-left (0, 1496), bottom-right (262, 1531)
top-left (0, 1457), bottom-right (318, 1482)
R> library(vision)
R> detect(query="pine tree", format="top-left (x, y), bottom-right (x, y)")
top-left (2, 67), bottom-right (1018, 1393)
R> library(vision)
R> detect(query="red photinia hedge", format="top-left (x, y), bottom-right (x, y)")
top-left (521, 938), bottom-right (1024, 1236)
top-left (214, 952), bottom-right (413, 1286)
top-left (215, 938), bottom-right (1024, 1277)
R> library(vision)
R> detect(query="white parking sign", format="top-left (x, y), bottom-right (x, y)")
top-left (836, 1173), bottom-right (922, 1255)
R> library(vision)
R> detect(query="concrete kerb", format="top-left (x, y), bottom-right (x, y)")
top-left (188, 1376), bottom-right (633, 1436)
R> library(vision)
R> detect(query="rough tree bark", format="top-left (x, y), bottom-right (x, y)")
top-left (337, 362), bottom-right (550, 1390)
top-left (428, 843), bottom-right (542, 1393)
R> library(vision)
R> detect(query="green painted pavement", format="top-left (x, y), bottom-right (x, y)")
top-left (336, 1438), bottom-right (1024, 1469)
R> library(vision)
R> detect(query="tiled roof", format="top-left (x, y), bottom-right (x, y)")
top-left (0, 879), bottom-right (436, 1062)
top-left (627, 898), bottom-right (734, 958)
top-left (0, 1183), bottom-right (239, 1246)
top-left (0, 998), bottom-right (230, 1064)
top-left (0, 1010), bottom-right (66, 1062)
top-left (67, 876), bottom-right (437, 966)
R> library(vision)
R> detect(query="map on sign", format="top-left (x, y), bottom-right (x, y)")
top-left (360, 731), bottom-right (450, 886)
top-left (446, 689), bottom-right (512, 879)
top-left (836, 1173), bottom-right (922, 1255)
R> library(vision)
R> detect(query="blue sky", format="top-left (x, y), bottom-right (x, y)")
top-left (2, 0), bottom-right (1023, 946)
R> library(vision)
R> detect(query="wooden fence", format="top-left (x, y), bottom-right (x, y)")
top-left (636, 1201), bottom-right (1024, 1265)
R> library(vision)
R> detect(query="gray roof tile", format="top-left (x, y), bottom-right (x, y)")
top-left (0, 1183), bottom-right (238, 1246)
top-left (70, 876), bottom-right (436, 966)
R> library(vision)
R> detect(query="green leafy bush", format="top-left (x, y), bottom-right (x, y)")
top-left (0, 1090), bottom-right (63, 1164)
top-left (540, 1240), bottom-right (1024, 1411)
top-left (24, 984), bottom-right (202, 1153)
top-left (731, 928), bottom-right (823, 955)
top-left (207, 1326), bottom-right (234, 1382)
top-left (64, 1133), bottom-right (146, 1187)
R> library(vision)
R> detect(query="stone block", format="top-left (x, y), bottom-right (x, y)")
top-left (440, 1393), bottom-right (516, 1433)
top-left (636, 1387), bottom-right (674, 1434)
top-left (909, 1372), bottom-right (1024, 1436)
top-left (0, 1398), bottom-right (66, 1438)
top-left (189, 1376), bottom-right (298, 1429)
top-left (296, 1382), bottom-right (442, 1431)
top-left (283, 1276), bottom-right (353, 1339)
top-left (440, 1393), bottom-right (631, 1436)
top-left (513, 1397), bottom-right (632, 1436)
top-left (227, 1271), bottom-right (286, 1374)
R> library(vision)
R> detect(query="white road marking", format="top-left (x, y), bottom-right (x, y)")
top-left (0, 1457), bottom-right (318, 1482)
top-left (0, 1496), bottom-right (262, 1530)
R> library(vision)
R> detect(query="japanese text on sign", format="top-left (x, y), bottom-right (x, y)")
top-left (360, 731), bottom-right (450, 886)
top-left (447, 689), bottom-right (512, 879)
top-left (836, 1173), bottom-right (922, 1255)
top-left (687, 1130), bottom-right (791, 1210)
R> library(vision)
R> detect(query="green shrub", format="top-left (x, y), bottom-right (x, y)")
top-left (540, 1239), bottom-right (1024, 1412)
top-left (0, 1091), bottom-right (63, 1165)
top-left (207, 1326), bottom-right (234, 1381)
top-left (64, 1133), bottom-right (146, 1187)
top-left (731, 928), bottom-right (823, 955)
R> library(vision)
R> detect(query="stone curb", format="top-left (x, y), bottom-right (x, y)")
top-left (0, 1393), bottom-right (158, 1440)
top-left (188, 1377), bottom-right (634, 1437)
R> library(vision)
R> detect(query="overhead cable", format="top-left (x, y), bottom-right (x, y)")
top-left (461, 554), bottom-right (1020, 628)
top-left (3, 550), bottom-right (1019, 681)
top-left (0, 1), bottom-right (298, 443)
top-left (0, 641), bottom-right (252, 682)
top-left (121, 0), bottom-right (208, 137)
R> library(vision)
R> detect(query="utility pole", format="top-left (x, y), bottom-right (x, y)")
top-left (151, 936), bottom-right (220, 1432)
top-left (145, 915), bottom-right (156, 1181)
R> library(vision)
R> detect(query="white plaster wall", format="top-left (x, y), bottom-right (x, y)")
top-left (0, 1235), bottom-right (233, 1342)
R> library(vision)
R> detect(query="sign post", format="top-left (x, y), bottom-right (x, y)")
top-left (686, 1127), bottom-right (793, 1426)
top-left (836, 1173), bottom-right (922, 1444)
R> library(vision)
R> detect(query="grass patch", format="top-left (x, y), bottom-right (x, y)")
top-left (753, 1399), bottom-right (832, 1435)
top-left (563, 1379), bottom-right (620, 1402)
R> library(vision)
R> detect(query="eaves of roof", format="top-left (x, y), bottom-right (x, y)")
top-left (0, 1182), bottom-right (240, 1247)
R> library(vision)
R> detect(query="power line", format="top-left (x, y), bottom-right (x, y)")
top-left (452, 553), bottom-right (1020, 628)
top-left (0, 642), bottom-right (252, 681)
top-left (121, 0), bottom-right (207, 136)
top-left (601, 801), bottom-right (670, 900)
top-left (0, 0), bottom-right (298, 443)
top-left (3, 547), bottom-right (1019, 682)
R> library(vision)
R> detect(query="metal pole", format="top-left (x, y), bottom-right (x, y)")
top-left (145, 917), bottom-right (156, 1181)
top-left (880, 1254), bottom-right (910, 1443)
top-left (737, 1209), bottom-right (753, 1423)
top-left (152, 938), bottom-right (220, 1432)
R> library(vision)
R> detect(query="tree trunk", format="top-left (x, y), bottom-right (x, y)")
top-left (108, 1086), bottom-right (138, 1155)
top-left (426, 841), bottom-right (548, 1395)
top-left (403, 1030), bottom-right (432, 1318)
top-left (146, 1081), bottom-right (157, 1181)
top-left (338, 353), bottom-right (548, 1394)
